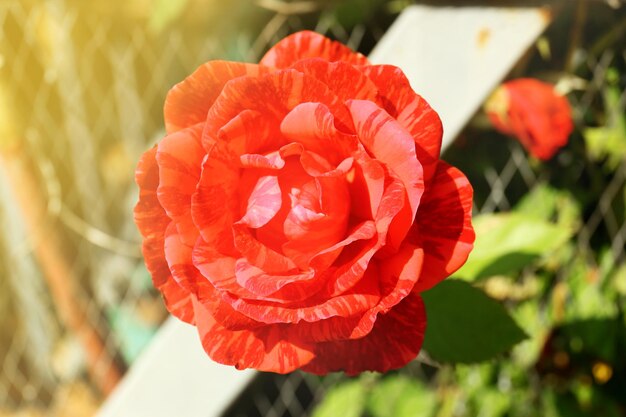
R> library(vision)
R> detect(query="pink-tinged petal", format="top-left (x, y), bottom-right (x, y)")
top-left (235, 258), bottom-right (317, 300)
top-left (282, 174), bottom-right (350, 268)
top-left (302, 291), bottom-right (426, 375)
top-left (410, 161), bottom-right (475, 292)
top-left (280, 103), bottom-right (358, 166)
top-left (348, 100), bottom-right (424, 250)
top-left (260, 31), bottom-right (368, 69)
top-left (223, 265), bottom-right (380, 324)
top-left (238, 175), bottom-right (282, 228)
top-left (164, 61), bottom-right (271, 133)
top-left (291, 58), bottom-right (378, 103)
top-left (239, 151), bottom-right (285, 170)
top-left (232, 224), bottom-right (298, 274)
top-left (134, 148), bottom-right (194, 323)
top-left (202, 69), bottom-right (355, 149)
top-left (192, 232), bottom-right (312, 307)
top-left (163, 223), bottom-right (260, 330)
top-left (360, 65), bottom-right (442, 184)
top-left (213, 109), bottom-right (278, 155)
top-left (192, 235), bottom-right (256, 300)
top-left (192, 296), bottom-right (315, 373)
top-left (156, 123), bottom-right (205, 245)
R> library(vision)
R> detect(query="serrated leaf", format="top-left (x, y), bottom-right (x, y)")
top-left (312, 380), bottom-right (366, 417)
top-left (454, 213), bottom-right (572, 280)
top-left (422, 280), bottom-right (527, 363)
top-left (367, 376), bottom-right (436, 417)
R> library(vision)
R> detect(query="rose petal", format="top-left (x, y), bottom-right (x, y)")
top-left (346, 148), bottom-right (385, 221)
top-left (350, 243), bottom-right (425, 339)
top-left (191, 141), bottom-right (239, 250)
top-left (202, 69), bottom-right (355, 149)
top-left (301, 291), bottom-right (426, 375)
top-left (291, 58), bottom-right (379, 104)
top-left (192, 296), bottom-right (315, 374)
top-left (360, 64), bottom-right (442, 184)
top-left (238, 175), bottom-right (282, 229)
top-left (164, 224), bottom-right (261, 330)
top-left (156, 123), bottom-right (205, 245)
top-left (282, 175), bottom-right (350, 268)
top-left (232, 224), bottom-right (298, 274)
top-left (410, 161), bottom-right (475, 292)
top-left (319, 174), bottom-right (406, 297)
top-left (134, 148), bottom-right (194, 323)
top-left (280, 103), bottom-right (358, 166)
top-left (235, 258), bottom-right (316, 300)
top-left (223, 265), bottom-right (380, 324)
top-left (347, 99), bottom-right (424, 250)
top-left (164, 61), bottom-right (270, 133)
top-left (260, 31), bottom-right (368, 69)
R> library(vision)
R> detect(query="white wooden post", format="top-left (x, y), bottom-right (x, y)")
top-left (97, 5), bottom-right (551, 416)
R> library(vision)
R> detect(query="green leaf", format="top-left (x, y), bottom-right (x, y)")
top-left (515, 184), bottom-right (581, 230)
top-left (454, 213), bottom-right (572, 280)
top-left (422, 280), bottom-right (527, 363)
top-left (367, 376), bottom-right (436, 417)
top-left (583, 69), bottom-right (626, 170)
top-left (312, 380), bottom-right (366, 417)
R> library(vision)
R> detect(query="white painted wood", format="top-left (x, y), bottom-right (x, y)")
top-left (369, 5), bottom-right (551, 151)
top-left (97, 5), bottom-right (551, 417)
top-left (96, 317), bottom-right (255, 417)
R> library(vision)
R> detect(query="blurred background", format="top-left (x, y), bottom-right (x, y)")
top-left (0, 0), bottom-right (625, 416)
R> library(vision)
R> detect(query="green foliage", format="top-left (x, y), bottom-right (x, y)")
top-left (312, 379), bottom-right (367, 417)
top-left (583, 68), bottom-right (626, 170)
top-left (454, 212), bottom-right (572, 280)
top-left (422, 280), bottom-right (527, 363)
top-left (367, 376), bottom-right (436, 417)
top-left (309, 5), bottom-right (626, 417)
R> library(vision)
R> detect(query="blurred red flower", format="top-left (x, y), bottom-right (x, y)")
top-left (134, 31), bottom-right (474, 374)
top-left (486, 78), bottom-right (573, 160)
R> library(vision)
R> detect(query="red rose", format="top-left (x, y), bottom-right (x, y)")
top-left (134, 31), bottom-right (474, 374)
top-left (485, 78), bottom-right (573, 160)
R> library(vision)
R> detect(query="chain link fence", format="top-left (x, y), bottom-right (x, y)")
top-left (0, 0), bottom-right (624, 416)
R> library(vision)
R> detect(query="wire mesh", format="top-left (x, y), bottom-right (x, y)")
top-left (0, 0), bottom-right (624, 416)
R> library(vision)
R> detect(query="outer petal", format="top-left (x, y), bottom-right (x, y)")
top-left (291, 58), bottom-right (379, 104)
top-left (260, 31), bottom-right (368, 69)
top-left (411, 161), bottom-right (475, 292)
top-left (134, 148), bottom-right (194, 323)
top-left (164, 224), bottom-right (260, 331)
top-left (164, 61), bottom-right (270, 133)
top-left (301, 291), bottom-right (427, 375)
top-left (202, 69), bottom-right (355, 148)
top-left (192, 296), bottom-right (315, 373)
top-left (156, 123), bottom-right (205, 245)
top-left (360, 65), bottom-right (442, 184)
